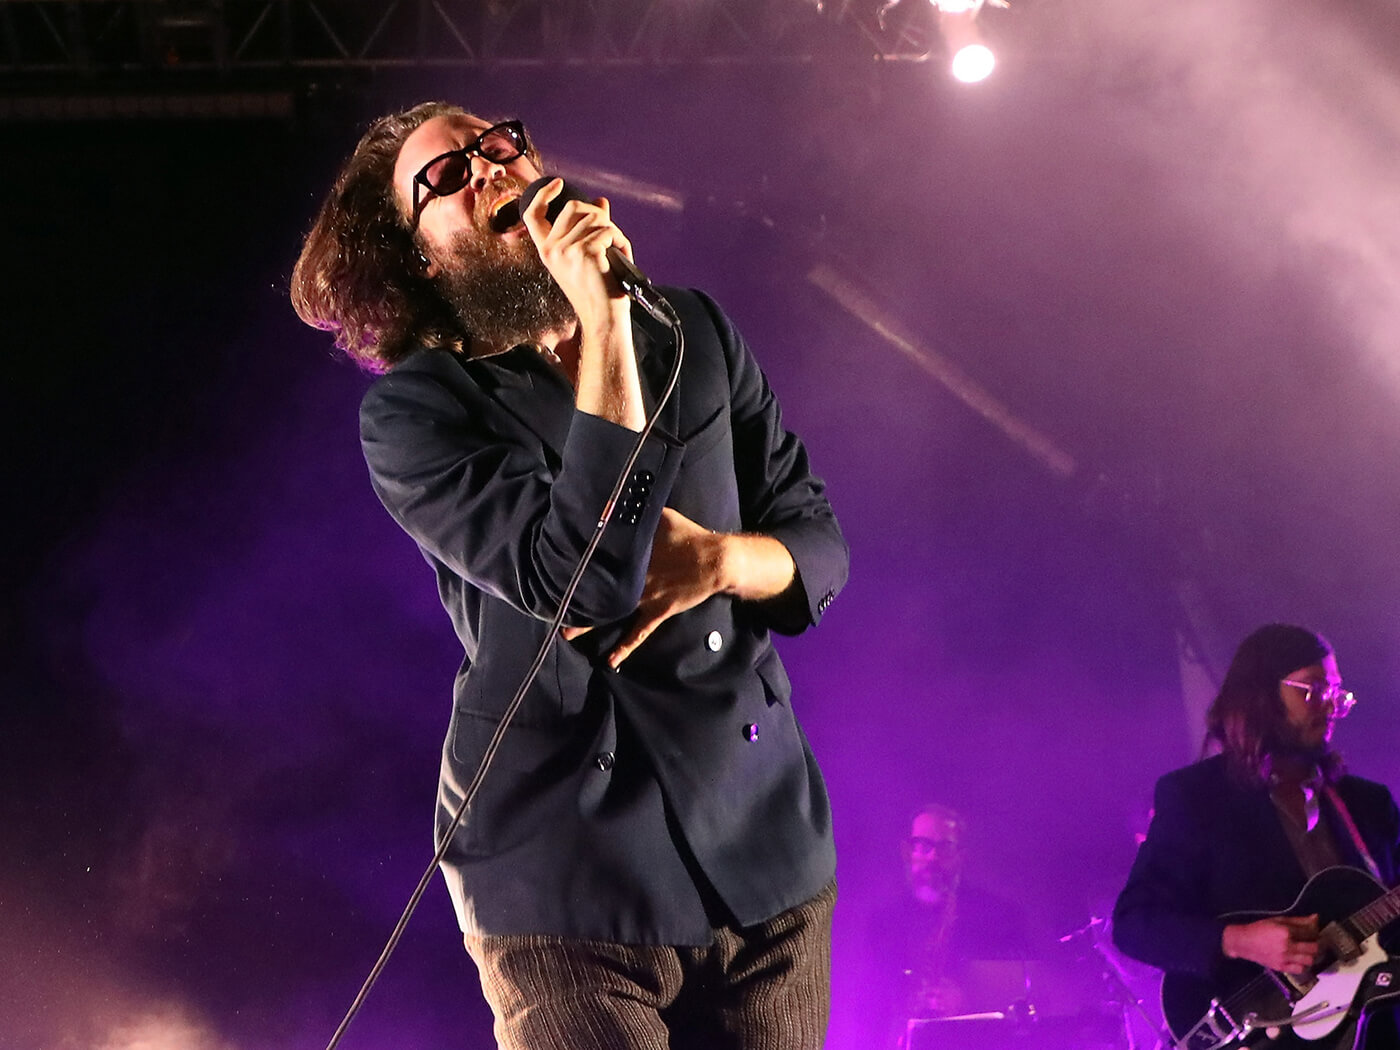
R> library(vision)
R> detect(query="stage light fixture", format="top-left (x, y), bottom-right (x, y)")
top-left (930, 0), bottom-right (1007, 83)
top-left (950, 41), bottom-right (996, 82)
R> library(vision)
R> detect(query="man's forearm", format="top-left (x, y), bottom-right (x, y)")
top-left (575, 310), bottom-right (646, 432)
top-left (714, 532), bottom-right (797, 602)
top-left (598, 513), bottom-right (799, 668)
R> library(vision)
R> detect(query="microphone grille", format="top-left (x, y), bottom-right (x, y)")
top-left (518, 176), bottom-right (591, 225)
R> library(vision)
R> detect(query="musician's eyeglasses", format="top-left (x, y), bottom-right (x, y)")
top-left (1281, 678), bottom-right (1356, 718)
top-left (908, 836), bottom-right (961, 857)
top-left (409, 120), bottom-right (531, 232)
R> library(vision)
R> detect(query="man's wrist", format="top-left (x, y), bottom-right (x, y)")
top-left (716, 533), bottom-right (796, 602)
top-left (577, 297), bottom-right (632, 347)
top-left (575, 319), bottom-right (644, 431)
top-left (706, 531), bottom-right (736, 597)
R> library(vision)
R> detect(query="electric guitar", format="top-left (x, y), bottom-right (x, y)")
top-left (1161, 866), bottom-right (1400, 1050)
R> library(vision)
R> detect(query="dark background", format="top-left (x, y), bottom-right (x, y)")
top-left (3, 0), bottom-right (1398, 1047)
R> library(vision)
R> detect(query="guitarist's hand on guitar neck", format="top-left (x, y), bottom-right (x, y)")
top-left (1222, 914), bottom-right (1320, 975)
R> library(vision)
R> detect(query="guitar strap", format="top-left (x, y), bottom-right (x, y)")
top-left (1323, 783), bottom-right (1383, 882)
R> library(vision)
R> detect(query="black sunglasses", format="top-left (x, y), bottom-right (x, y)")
top-left (409, 120), bottom-right (530, 230)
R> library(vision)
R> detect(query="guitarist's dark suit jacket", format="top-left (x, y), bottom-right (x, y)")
top-left (1113, 753), bottom-right (1400, 981)
top-left (359, 287), bottom-right (848, 946)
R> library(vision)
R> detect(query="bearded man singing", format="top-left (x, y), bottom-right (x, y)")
top-left (291, 102), bottom-right (848, 1050)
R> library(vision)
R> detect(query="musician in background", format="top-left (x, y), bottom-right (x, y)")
top-left (867, 803), bottom-right (1029, 1047)
top-left (1114, 623), bottom-right (1400, 1048)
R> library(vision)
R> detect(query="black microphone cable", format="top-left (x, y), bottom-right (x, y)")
top-left (323, 291), bottom-right (685, 1050)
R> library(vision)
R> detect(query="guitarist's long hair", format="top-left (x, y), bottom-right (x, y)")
top-left (1204, 623), bottom-right (1345, 784)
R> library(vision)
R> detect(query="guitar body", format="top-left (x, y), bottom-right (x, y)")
top-left (1162, 867), bottom-right (1400, 1050)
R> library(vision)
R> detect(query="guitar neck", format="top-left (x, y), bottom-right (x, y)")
top-left (1351, 883), bottom-right (1400, 941)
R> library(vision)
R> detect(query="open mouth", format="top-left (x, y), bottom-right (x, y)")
top-left (488, 195), bottom-right (522, 233)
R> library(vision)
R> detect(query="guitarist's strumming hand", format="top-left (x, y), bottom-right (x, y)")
top-left (1222, 914), bottom-right (1320, 975)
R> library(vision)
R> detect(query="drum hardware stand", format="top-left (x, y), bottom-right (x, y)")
top-left (1064, 917), bottom-right (1176, 1050)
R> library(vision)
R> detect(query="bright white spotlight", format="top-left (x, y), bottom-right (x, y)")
top-left (926, 0), bottom-right (1006, 82)
top-left (930, 0), bottom-right (1008, 14)
top-left (950, 42), bottom-right (995, 82)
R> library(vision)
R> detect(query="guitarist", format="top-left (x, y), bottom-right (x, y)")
top-left (1112, 623), bottom-right (1400, 1048)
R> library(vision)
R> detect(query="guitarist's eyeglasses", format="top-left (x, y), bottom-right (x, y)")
top-left (1282, 678), bottom-right (1356, 718)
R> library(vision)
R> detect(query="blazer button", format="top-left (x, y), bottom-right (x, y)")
top-left (593, 751), bottom-right (615, 772)
top-left (743, 723), bottom-right (760, 742)
top-left (706, 630), bottom-right (723, 652)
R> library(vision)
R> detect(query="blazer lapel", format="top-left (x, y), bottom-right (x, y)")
top-left (635, 315), bottom-right (683, 440)
top-left (461, 347), bottom-right (573, 463)
top-left (1233, 784), bottom-right (1309, 905)
top-left (460, 320), bottom-right (681, 464)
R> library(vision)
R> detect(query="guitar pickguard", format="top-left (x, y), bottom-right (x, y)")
top-left (1292, 935), bottom-right (1386, 1041)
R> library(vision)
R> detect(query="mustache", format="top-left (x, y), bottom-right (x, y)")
top-left (475, 174), bottom-right (530, 231)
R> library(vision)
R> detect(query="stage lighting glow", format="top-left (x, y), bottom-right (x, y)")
top-left (92, 1005), bottom-right (238, 1050)
top-left (951, 43), bottom-right (996, 82)
top-left (929, 0), bottom-right (1009, 14)
top-left (927, 0), bottom-right (1005, 82)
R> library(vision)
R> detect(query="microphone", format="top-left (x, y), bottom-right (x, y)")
top-left (515, 176), bottom-right (673, 325)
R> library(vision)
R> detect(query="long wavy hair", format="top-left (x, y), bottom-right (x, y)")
top-left (291, 101), bottom-right (543, 373)
top-left (1204, 623), bottom-right (1342, 783)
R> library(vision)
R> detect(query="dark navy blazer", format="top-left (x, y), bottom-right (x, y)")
top-left (1113, 753), bottom-right (1400, 979)
top-left (359, 288), bottom-right (848, 944)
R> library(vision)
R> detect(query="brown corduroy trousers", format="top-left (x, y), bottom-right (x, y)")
top-left (464, 881), bottom-right (837, 1050)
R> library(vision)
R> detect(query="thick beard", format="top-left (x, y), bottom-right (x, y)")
top-left (1269, 719), bottom-right (1335, 772)
top-left (1273, 735), bottom-right (1333, 764)
top-left (908, 864), bottom-right (958, 907)
top-left (431, 220), bottom-right (576, 356)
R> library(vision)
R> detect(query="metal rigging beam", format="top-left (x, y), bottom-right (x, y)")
top-left (0, 0), bottom-right (936, 74)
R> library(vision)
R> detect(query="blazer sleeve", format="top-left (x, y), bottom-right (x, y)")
top-left (1113, 771), bottom-right (1229, 978)
top-left (360, 358), bottom-right (684, 625)
top-left (699, 291), bottom-right (849, 635)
